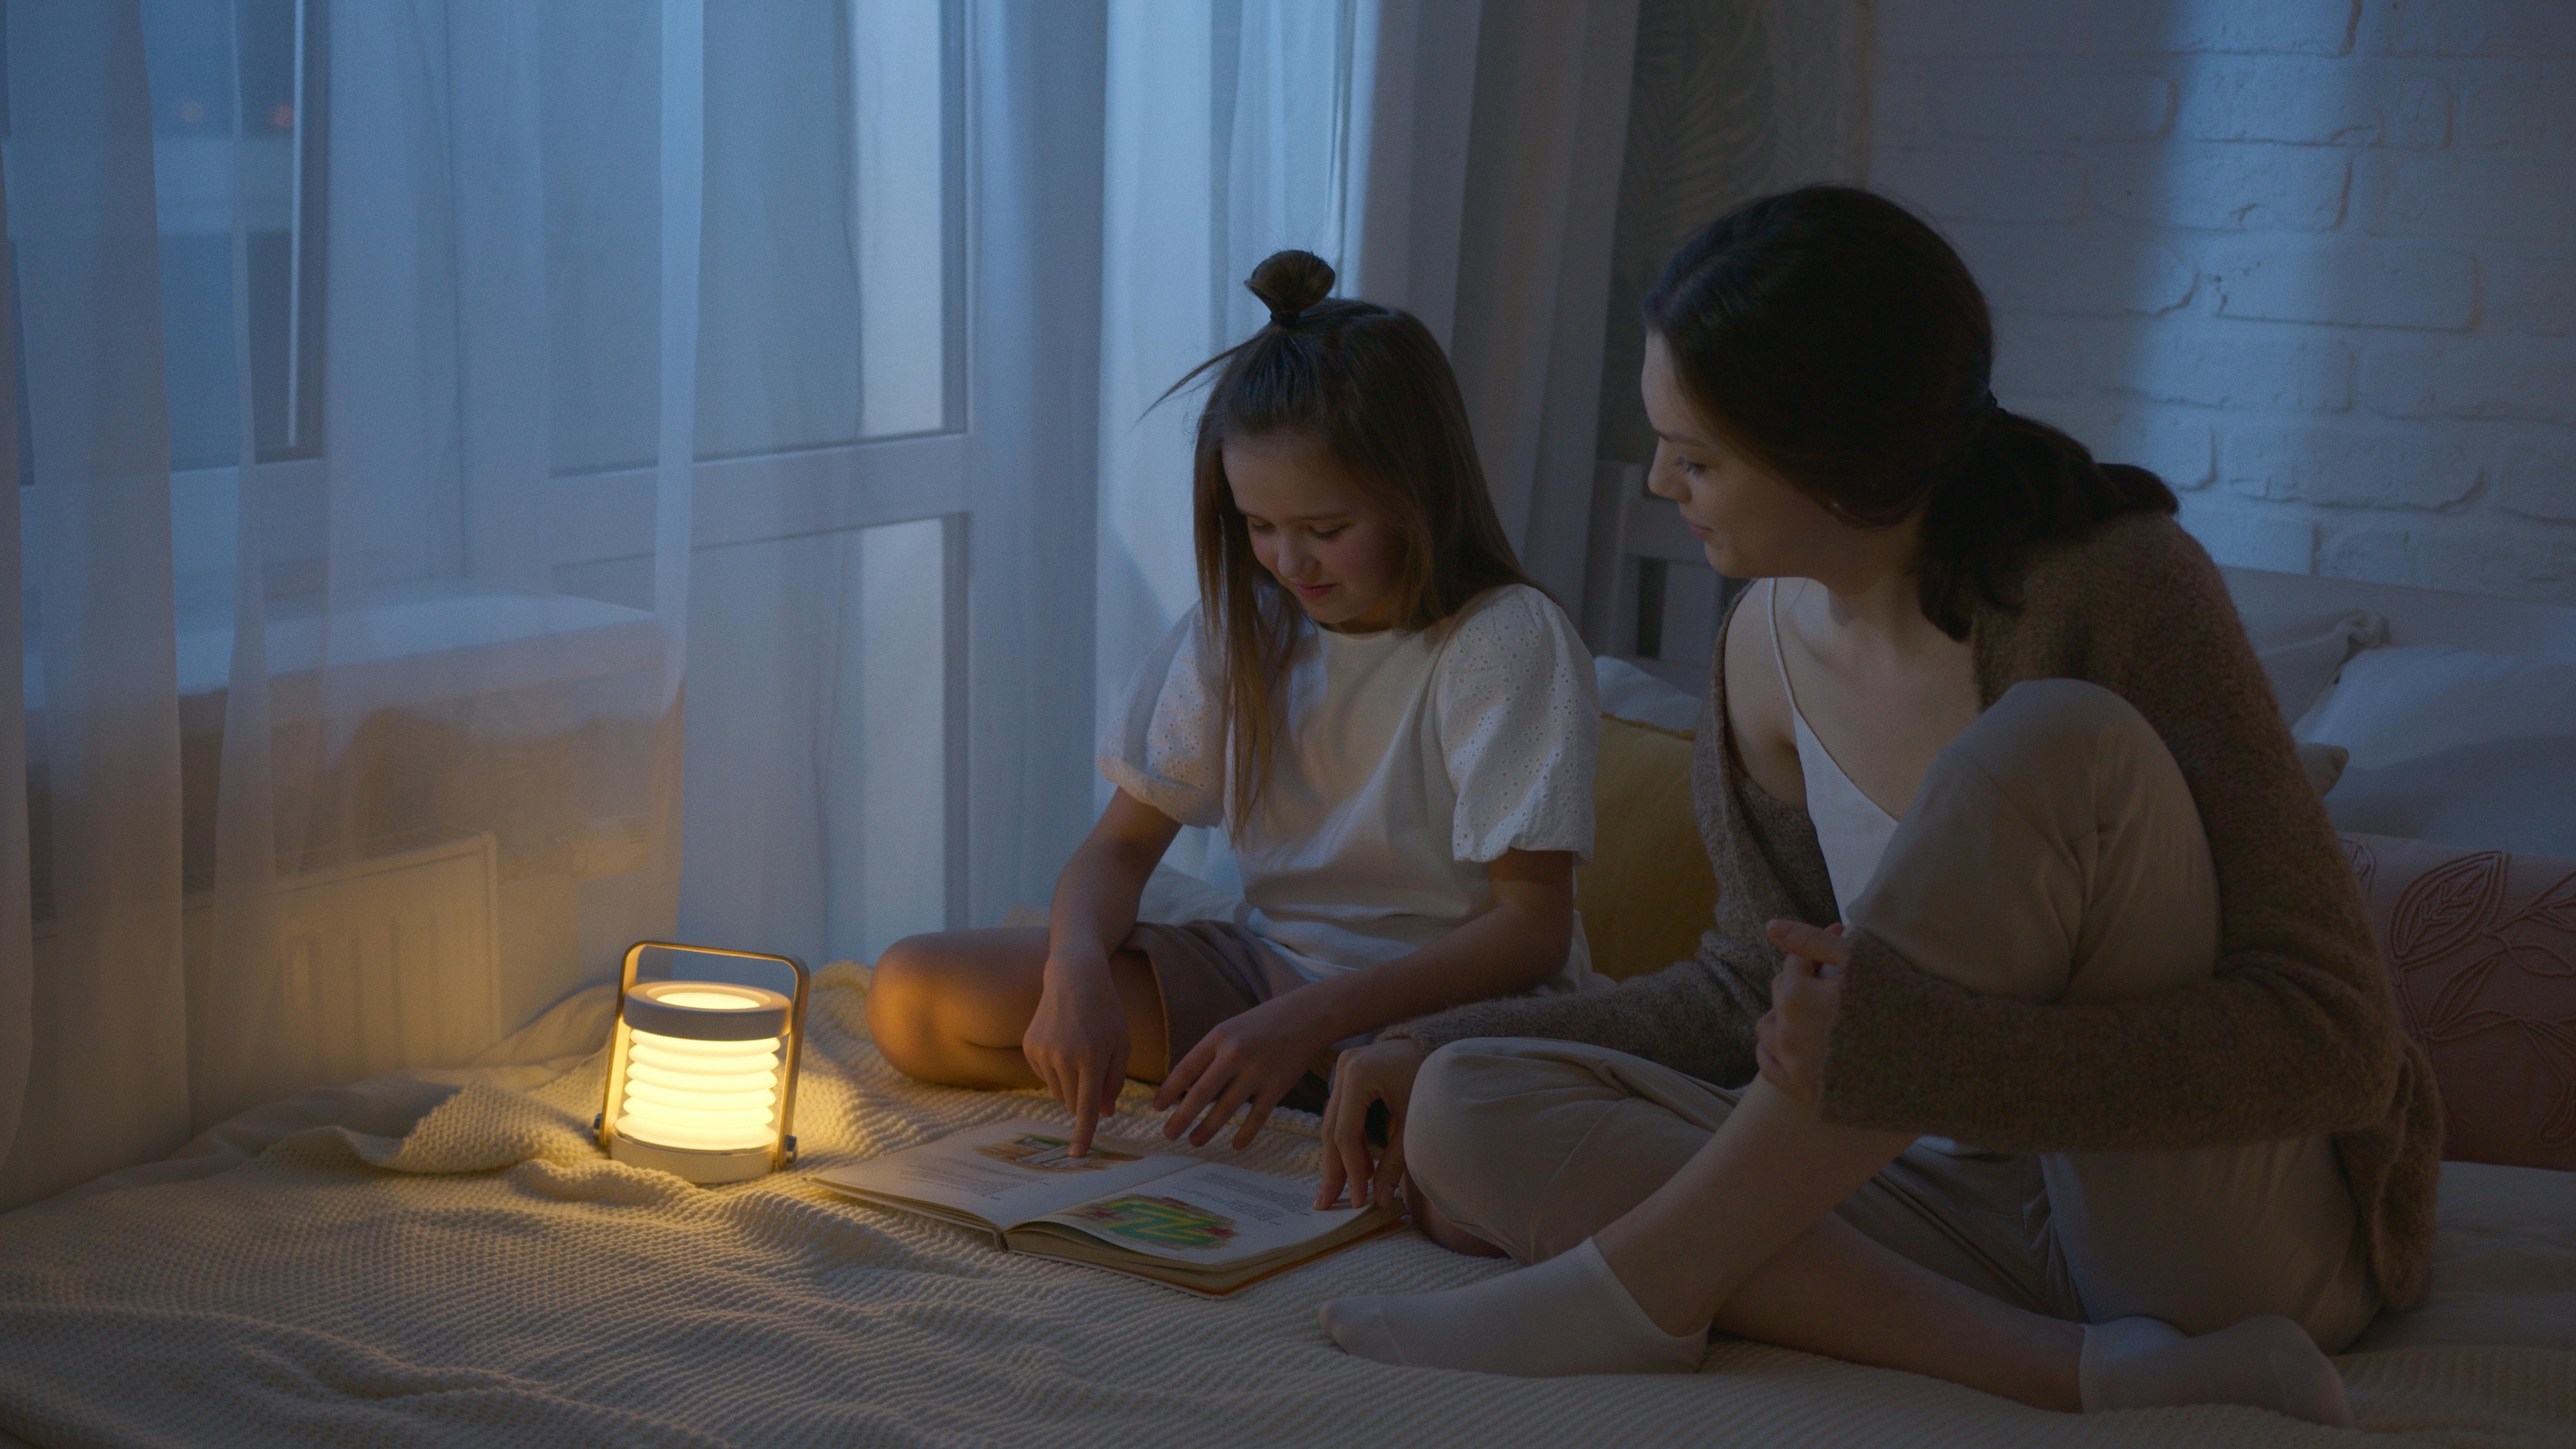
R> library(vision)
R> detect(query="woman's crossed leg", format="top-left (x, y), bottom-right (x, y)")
top-left (1323, 682), bottom-right (2372, 1424)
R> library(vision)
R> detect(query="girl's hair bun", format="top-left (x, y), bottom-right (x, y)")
top-left (1245, 249), bottom-right (1335, 326)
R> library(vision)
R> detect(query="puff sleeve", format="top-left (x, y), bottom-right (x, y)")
top-left (1436, 587), bottom-right (1599, 864)
top-left (1096, 608), bottom-right (1226, 828)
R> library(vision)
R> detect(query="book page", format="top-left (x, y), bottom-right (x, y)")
top-left (813, 1119), bottom-right (1191, 1227)
top-left (1025, 1160), bottom-right (1374, 1267)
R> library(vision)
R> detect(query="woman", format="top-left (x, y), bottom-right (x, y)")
top-left (1309, 186), bottom-right (2438, 1426)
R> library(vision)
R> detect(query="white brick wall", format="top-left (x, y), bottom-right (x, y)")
top-left (1873, 0), bottom-right (2576, 603)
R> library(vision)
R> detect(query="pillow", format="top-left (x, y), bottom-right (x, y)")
top-left (2342, 832), bottom-right (2576, 1172)
top-left (2241, 607), bottom-right (2388, 724)
top-left (1579, 715), bottom-right (1716, 982)
top-left (2298, 644), bottom-right (2576, 771)
top-left (2324, 739), bottom-right (2576, 861)
top-left (1594, 655), bottom-right (1701, 734)
top-left (2298, 646), bottom-right (2576, 858)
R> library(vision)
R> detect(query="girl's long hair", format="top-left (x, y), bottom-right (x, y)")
top-left (1172, 249), bottom-right (1536, 832)
top-left (1644, 184), bottom-right (2177, 639)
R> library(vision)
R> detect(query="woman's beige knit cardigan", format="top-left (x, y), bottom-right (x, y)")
top-left (1388, 511), bottom-right (2442, 1309)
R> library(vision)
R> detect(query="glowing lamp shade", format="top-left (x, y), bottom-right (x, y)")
top-left (596, 943), bottom-right (810, 1185)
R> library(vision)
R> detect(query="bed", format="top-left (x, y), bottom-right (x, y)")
top-left (0, 956), bottom-right (2571, 1449)
top-left (4, 566), bottom-right (2574, 1448)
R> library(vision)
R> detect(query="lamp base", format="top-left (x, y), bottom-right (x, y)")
top-left (609, 1134), bottom-right (776, 1185)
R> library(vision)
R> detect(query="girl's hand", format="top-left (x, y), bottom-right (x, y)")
top-left (1314, 1037), bottom-right (1426, 1210)
top-left (1757, 920), bottom-right (1846, 1105)
top-left (1025, 956), bottom-right (1131, 1156)
top-left (1152, 988), bottom-right (1332, 1150)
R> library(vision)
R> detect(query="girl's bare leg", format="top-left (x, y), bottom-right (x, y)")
top-left (865, 927), bottom-right (1169, 1090)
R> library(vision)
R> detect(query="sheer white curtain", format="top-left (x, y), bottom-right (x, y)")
top-left (1, 0), bottom-right (699, 1208)
top-left (1345, 0), bottom-right (1639, 602)
top-left (670, 0), bottom-right (966, 970)
top-left (1441, 0), bottom-right (1638, 600)
top-left (0, 132), bottom-right (26, 1195)
top-left (0, 0), bottom-right (1641, 1209)
top-left (1, 2), bottom-right (191, 1211)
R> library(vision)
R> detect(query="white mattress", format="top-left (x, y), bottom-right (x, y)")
top-left (0, 968), bottom-right (2570, 1449)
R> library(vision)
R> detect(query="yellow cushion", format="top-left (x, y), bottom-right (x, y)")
top-left (1579, 715), bottom-right (1718, 981)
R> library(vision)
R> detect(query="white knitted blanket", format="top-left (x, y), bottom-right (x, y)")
top-left (1, 964), bottom-right (2570, 1449)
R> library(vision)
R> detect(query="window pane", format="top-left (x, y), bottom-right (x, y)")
top-left (137, 0), bottom-right (322, 469)
top-left (678, 515), bottom-right (949, 965)
top-left (853, 0), bottom-right (947, 439)
top-left (696, 0), bottom-right (959, 461)
top-left (540, 0), bottom-right (660, 477)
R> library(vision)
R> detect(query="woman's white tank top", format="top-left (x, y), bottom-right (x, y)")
top-left (1768, 579), bottom-right (1901, 919)
top-left (1771, 584), bottom-right (1981, 1157)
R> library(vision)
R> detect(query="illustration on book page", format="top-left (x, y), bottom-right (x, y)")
top-left (1062, 1194), bottom-right (1241, 1251)
top-left (974, 1132), bottom-right (1143, 1173)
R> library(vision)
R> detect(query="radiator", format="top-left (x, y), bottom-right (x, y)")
top-left (178, 829), bottom-right (505, 1083)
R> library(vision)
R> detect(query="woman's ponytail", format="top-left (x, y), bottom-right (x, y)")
top-left (1914, 408), bottom-right (2176, 638)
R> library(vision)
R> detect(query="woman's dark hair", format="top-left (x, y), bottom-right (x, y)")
top-left (1168, 249), bottom-right (1536, 830)
top-left (1644, 184), bottom-right (2176, 639)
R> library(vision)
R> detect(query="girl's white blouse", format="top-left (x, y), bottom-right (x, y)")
top-left (1099, 583), bottom-right (1601, 991)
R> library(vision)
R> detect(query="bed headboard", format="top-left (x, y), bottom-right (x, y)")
top-left (1582, 462), bottom-right (1740, 691)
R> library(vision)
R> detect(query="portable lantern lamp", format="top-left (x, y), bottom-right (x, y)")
top-left (596, 942), bottom-right (811, 1185)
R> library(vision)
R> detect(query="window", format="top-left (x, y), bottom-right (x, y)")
top-left (537, 0), bottom-right (966, 478)
top-left (138, 0), bottom-right (328, 468)
top-left (12, 1), bottom-right (967, 496)
top-left (3, 0), bottom-right (323, 477)
top-left (688, 0), bottom-right (965, 465)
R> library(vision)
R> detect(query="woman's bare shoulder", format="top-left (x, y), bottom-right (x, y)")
top-left (1718, 579), bottom-right (1802, 809)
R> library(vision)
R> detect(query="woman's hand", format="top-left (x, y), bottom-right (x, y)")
top-left (1152, 987), bottom-right (1334, 1151)
top-left (1314, 1037), bottom-right (1426, 1210)
top-left (1024, 955), bottom-right (1132, 1156)
top-left (1757, 920), bottom-right (1846, 1105)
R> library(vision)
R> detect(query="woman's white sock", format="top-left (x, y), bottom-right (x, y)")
top-left (1318, 1237), bottom-right (1707, 1376)
top-left (2078, 1315), bottom-right (2353, 1428)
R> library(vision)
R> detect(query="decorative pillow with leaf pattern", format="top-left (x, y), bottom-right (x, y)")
top-left (2343, 831), bottom-right (2576, 1173)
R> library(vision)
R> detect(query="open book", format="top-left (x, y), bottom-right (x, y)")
top-left (813, 1118), bottom-right (1404, 1295)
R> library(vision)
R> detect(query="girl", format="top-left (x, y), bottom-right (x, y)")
top-left (868, 250), bottom-right (1602, 1174)
top-left (1312, 188), bottom-right (2435, 1428)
